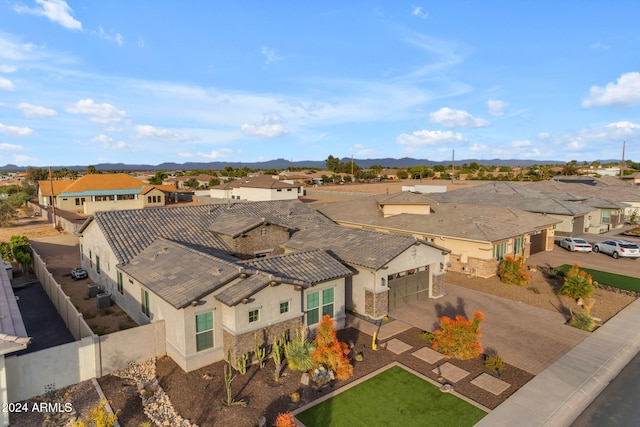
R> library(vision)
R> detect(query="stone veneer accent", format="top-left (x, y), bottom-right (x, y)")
top-left (219, 224), bottom-right (289, 258)
top-left (431, 273), bottom-right (445, 298)
top-left (364, 289), bottom-right (389, 319)
top-left (448, 254), bottom-right (498, 278)
top-left (223, 316), bottom-right (303, 363)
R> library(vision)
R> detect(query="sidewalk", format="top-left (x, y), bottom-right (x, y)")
top-left (474, 297), bottom-right (640, 426)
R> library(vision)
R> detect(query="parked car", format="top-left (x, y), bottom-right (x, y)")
top-left (592, 240), bottom-right (640, 259)
top-left (559, 238), bottom-right (592, 252)
top-left (71, 267), bottom-right (88, 280)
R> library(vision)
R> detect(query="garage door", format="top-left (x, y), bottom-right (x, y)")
top-left (388, 268), bottom-right (430, 311)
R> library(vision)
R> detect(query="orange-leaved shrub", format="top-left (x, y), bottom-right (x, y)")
top-left (498, 255), bottom-right (530, 286)
top-left (274, 412), bottom-right (296, 427)
top-left (311, 315), bottom-right (353, 381)
top-left (559, 263), bottom-right (594, 299)
top-left (431, 312), bottom-right (484, 360)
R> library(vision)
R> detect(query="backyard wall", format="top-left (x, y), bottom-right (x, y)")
top-left (5, 321), bottom-right (165, 402)
top-left (31, 248), bottom-right (93, 340)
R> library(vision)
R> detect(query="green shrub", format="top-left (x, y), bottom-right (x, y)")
top-left (484, 354), bottom-right (505, 374)
top-left (569, 312), bottom-right (595, 331)
top-left (527, 286), bottom-right (541, 294)
top-left (559, 263), bottom-right (594, 299)
top-left (284, 329), bottom-right (315, 372)
top-left (498, 256), bottom-right (530, 286)
top-left (419, 331), bottom-right (433, 343)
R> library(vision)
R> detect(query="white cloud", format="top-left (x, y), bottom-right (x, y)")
top-left (0, 77), bottom-right (15, 90)
top-left (511, 140), bottom-right (531, 147)
top-left (411, 6), bottom-right (429, 19)
top-left (397, 129), bottom-right (465, 146)
top-left (197, 148), bottom-right (232, 159)
top-left (0, 143), bottom-right (23, 151)
top-left (429, 107), bottom-right (489, 128)
top-left (17, 102), bottom-right (57, 117)
top-left (0, 65), bottom-right (16, 73)
top-left (66, 99), bottom-right (127, 124)
top-left (91, 134), bottom-right (131, 150)
top-left (469, 144), bottom-right (488, 152)
top-left (260, 46), bottom-right (282, 65)
top-left (568, 140), bottom-right (585, 150)
top-left (177, 152), bottom-right (193, 158)
top-left (94, 26), bottom-right (124, 46)
top-left (487, 99), bottom-right (508, 116)
top-left (0, 123), bottom-right (34, 136)
top-left (13, 154), bottom-right (38, 164)
top-left (537, 132), bottom-right (550, 139)
top-left (14, 0), bottom-right (82, 31)
top-left (240, 123), bottom-right (289, 138)
top-left (583, 72), bottom-right (640, 107)
top-left (240, 112), bottom-right (289, 138)
top-left (351, 144), bottom-right (374, 156)
top-left (605, 121), bottom-right (640, 133)
top-left (135, 125), bottom-right (191, 141)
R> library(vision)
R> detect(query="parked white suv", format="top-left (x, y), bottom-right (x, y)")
top-left (592, 240), bottom-right (640, 259)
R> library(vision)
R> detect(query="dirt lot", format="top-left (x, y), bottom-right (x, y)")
top-left (0, 211), bottom-right (64, 242)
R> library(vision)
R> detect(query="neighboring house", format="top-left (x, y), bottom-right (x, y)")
top-left (315, 192), bottom-right (559, 278)
top-left (78, 200), bottom-right (447, 371)
top-left (209, 175), bottom-right (303, 201)
top-left (164, 174), bottom-right (216, 189)
top-left (428, 182), bottom-right (627, 236)
top-left (37, 174), bottom-right (175, 215)
top-left (529, 177), bottom-right (640, 223)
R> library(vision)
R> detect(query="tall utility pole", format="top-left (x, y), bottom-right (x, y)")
top-left (451, 149), bottom-right (455, 183)
top-left (48, 166), bottom-right (57, 229)
top-left (620, 141), bottom-right (626, 177)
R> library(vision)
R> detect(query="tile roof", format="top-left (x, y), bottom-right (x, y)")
top-left (82, 199), bottom-right (335, 265)
top-left (37, 179), bottom-right (74, 196)
top-left (284, 224), bottom-right (434, 270)
top-left (316, 194), bottom-right (560, 242)
top-left (241, 249), bottom-right (354, 287)
top-left (214, 272), bottom-right (272, 307)
top-left (427, 182), bottom-right (599, 215)
top-left (528, 180), bottom-right (640, 204)
top-left (211, 175), bottom-right (300, 190)
top-left (120, 238), bottom-right (243, 309)
top-left (377, 192), bottom-right (437, 205)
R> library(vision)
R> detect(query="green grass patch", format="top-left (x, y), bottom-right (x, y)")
top-left (296, 365), bottom-right (486, 427)
top-left (556, 265), bottom-right (640, 292)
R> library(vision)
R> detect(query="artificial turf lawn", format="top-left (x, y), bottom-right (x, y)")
top-left (295, 365), bottom-right (486, 427)
top-left (557, 264), bottom-right (640, 292)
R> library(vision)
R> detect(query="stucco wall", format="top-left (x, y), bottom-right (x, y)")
top-left (382, 204), bottom-right (431, 217)
top-left (234, 186), bottom-right (300, 201)
top-left (84, 198), bottom-right (145, 215)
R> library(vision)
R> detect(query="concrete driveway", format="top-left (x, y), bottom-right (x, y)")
top-left (389, 284), bottom-right (589, 375)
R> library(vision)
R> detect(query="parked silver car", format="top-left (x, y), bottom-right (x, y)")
top-left (71, 267), bottom-right (88, 280)
top-left (559, 238), bottom-right (592, 252)
top-left (592, 240), bottom-right (640, 259)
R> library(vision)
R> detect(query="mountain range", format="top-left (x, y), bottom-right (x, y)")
top-left (0, 157), bottom-right (612, 172)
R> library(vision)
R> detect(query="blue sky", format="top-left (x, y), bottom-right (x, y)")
top-left (1, 1), bottom-right (640, 167)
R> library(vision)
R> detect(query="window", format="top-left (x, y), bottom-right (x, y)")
top-left (195, 312), bottom-right (214, 351)
top-left (513, 237), bottom-right (523, 255)
top-left (277, 189), bottom-right (282, 192)
top-left (141, 289), bottom-right (150, 317)
top-left (602, 210), bottom-right (611, 224)
top-left (147, 196), bottom-right (152, 203)
top-left (279, 301), bottom-right (290, 314)
top-left (75, 198), bottom-right (81, 206)
top-left (89, 250), bottom-right (92, 268)
top-left (96, 255), bottom-right (101, 274)
top-left (493, 242), bottom-right (507, 261)
top-left (117, 272), bottom-right (123, 294)
top-left (249, 309), bottom-right (260, 323)
top-left (306, 287), bottom-right (335, 326)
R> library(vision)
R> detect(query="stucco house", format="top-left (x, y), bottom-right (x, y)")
top-left (209, 175), bottom-right (303, 201)
top-left (77, 199), bottom-right (447, 371)
top-left (315, 192), bottom-right (559, 278)
top-left (428, 182), bottom-right (627, 236)
top-left (38, 173), bottom-right (175, 215)
top-left (529, 177), bottom-right (640, 226)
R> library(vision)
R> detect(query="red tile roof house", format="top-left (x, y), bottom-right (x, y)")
top-left (78, 199), bottom-right (448, 371)
top-left (37, 173), bottom-right (176, 215)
